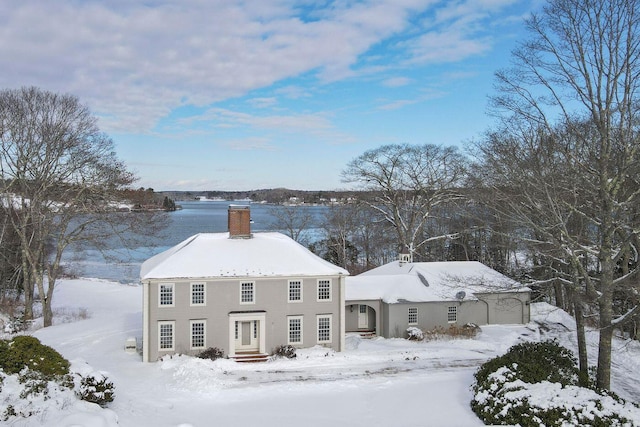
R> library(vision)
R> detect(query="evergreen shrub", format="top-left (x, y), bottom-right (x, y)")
top-left (196, 347), bottom-right (225, 361)
top-left (471, 340), bottom-right (636, 426)
top-left (75, 373), bottom-right (115, 407)
top-left (0, 336), bottom-right (69, 378)
top-left (474, 340), bottom-right (578, 387)
top-left (272, 345), bottom-right (297, 358)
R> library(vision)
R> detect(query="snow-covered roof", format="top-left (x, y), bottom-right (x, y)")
top-left (140, 232), bottom-right (349, 280)
top-left (346, 261), bottom-right (528, 304)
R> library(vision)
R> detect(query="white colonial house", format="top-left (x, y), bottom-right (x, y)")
top-left (140, 205), bottom-right (349, 362)
top-left (345, 257), bottom-right (530, 338)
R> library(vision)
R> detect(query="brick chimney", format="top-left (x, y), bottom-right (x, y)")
top-left (228, 205), bottom-right (252, 238)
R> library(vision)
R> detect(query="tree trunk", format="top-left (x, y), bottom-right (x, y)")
top-left (43, 273), bottom-right (56, 328)
top-left (33, 272), bottom-right (52, 327)
top-left (573, 298), bottom-right (589, 387)
top-left (554, 279), bottom-right (565, 311)
top-left (21, 252), bottom-right (34, 320)
top-left (42, 300), bottom-right (53, 327)
top-left (596, 288), bottom-right (613, 390)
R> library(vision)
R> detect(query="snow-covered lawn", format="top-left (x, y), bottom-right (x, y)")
top-left (1, 278), bottom-right (638, 426)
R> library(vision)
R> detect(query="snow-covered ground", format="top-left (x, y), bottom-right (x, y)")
top-left (3, 278), bottom-right (639, 426)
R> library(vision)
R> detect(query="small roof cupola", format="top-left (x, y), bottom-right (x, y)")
top-left (399, 246), bottom-right (412, 265)
top-left (228, 205), bottom-right (252, 239)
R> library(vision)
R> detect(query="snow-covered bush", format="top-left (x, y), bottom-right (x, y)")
top-left (0, 368), bottom-right (75, 421)
top-left (70, 360), bottom-right (115, 407)
top-left (3, 314), bottom-right (26, 334)
top-left (69, 360), bottom-right (115, 407)
top-left (471, 341), bottom-right (640, 426)
top-left (272, 344), bottom-right (297, 358)
top-left (196, 347), bottom-right (225, 361)
top-left (0, 337), bottom-right (75, 421)
top-left (474, 340), bottom-right (578, 387)
top-left (406, 327), bottom-right (424, 341)
top-left (75, 372), bottom-right (115, 407)
top-left (0, 349), bottom-right (116, 422)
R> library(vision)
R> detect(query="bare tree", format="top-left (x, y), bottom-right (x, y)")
top-left (475, 0), bottom-right (640, 390)
top-left (0, 87), bottom-right (164, 327)
top-left (268, 205), bottom-right (314, 244)
top-left (342, 144), bottom-right (467, 262)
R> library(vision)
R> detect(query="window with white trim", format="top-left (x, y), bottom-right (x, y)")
top-left (288, 316), bottom-right (303, 345)
top-left (317, 279), bottom-right (331, 301)
top-left (190, 282), bottom-right (205, 306)
top-left (447, 306), bottom-right (457, 323)
top-left (408, 307), bottom-right (418, 325)
top-left (288, 280), bottom-right (302, 302)
top-left (317, 315), bottom-right (332, 344)
top-left (240, 281), bottom-right (255, 304)
top-left (159, 283), bottom-right (174, 307)
top-left (234, 321), bottom-right (239, 339)
top-left (158, 321), bottom-right (174, 351)
top-left (190, 320), bottom-right (206, 349)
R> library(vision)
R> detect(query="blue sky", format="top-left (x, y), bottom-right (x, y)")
top-left (1, 0), bottom-right (541, 191)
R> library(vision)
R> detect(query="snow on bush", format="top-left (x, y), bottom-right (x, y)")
top-left (471, 341), bottom-right (640, 426)
top-left (0, 368), bottom-right (76, 421)
top-left (0, 350), bottom-right (116, 422)
top-left (272, 344), bottom-right (297, 358)
top-left (71, 360), bottom-right (115, 407)
top-left (196, 346), bottom-right (225, 361)
top-left (407, 327), bottom-right (424, 341)
top-left (473, 365), bottom-right (640, 426)
top-left (3, 315), bottom-right (27, 334)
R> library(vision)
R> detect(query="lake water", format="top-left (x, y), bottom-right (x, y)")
top-left (65, 201), bottom-right (328, 283)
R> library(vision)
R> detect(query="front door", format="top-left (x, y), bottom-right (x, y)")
top-left (235, 320), bottom-right (259, 352)
top-left (358, 305), bottom-right (369, 329)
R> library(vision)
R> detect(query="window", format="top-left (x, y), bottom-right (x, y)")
top-left (317, 280), bottom-right (331, 301)
top-left (190, 320), bottom-right (206, 349)
top-left (408, 307), bottom-right (418, 325)
top-left (159, 283), bottom-right (174, 307)
top-left (158, 321), bottom-right (174, 351)
top-left (234, 321), bottom-right (239, 340)
top-left (288, 280), bottom-right (302, 302)
top-left (448, 306), bottom-right (457, 323)
top-left (253, 320), bottom-right (258, 339)
top-left (190, 282), bottom-right (205, 306)
top-left (288, 316), bottom-right (303, 345)
top-left (240, 281), bottom-right (255, 304)
top-left (317, 315), bottom-right (332, 344)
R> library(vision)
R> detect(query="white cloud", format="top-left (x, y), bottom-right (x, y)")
top-left (247, 97), bottom-right (278, 109)
top-left (406, 31), bottom-right (492, 64)
top-left (382, 77), bottom-right (413, 87)
top-left (185, 107), bottom-right (334, 132)
top-left (224, 137), bottom-right (278, 151)
top-left (378, 99), bottom-right (419, 111)
top-left (0, 0), bottom-right (521, 134)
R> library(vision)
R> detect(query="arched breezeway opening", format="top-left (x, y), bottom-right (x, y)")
top-left (345, 301), bottom-right (379, 337)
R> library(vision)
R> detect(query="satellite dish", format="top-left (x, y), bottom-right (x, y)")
top-left (456, 291), bottom-right (466, 300)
